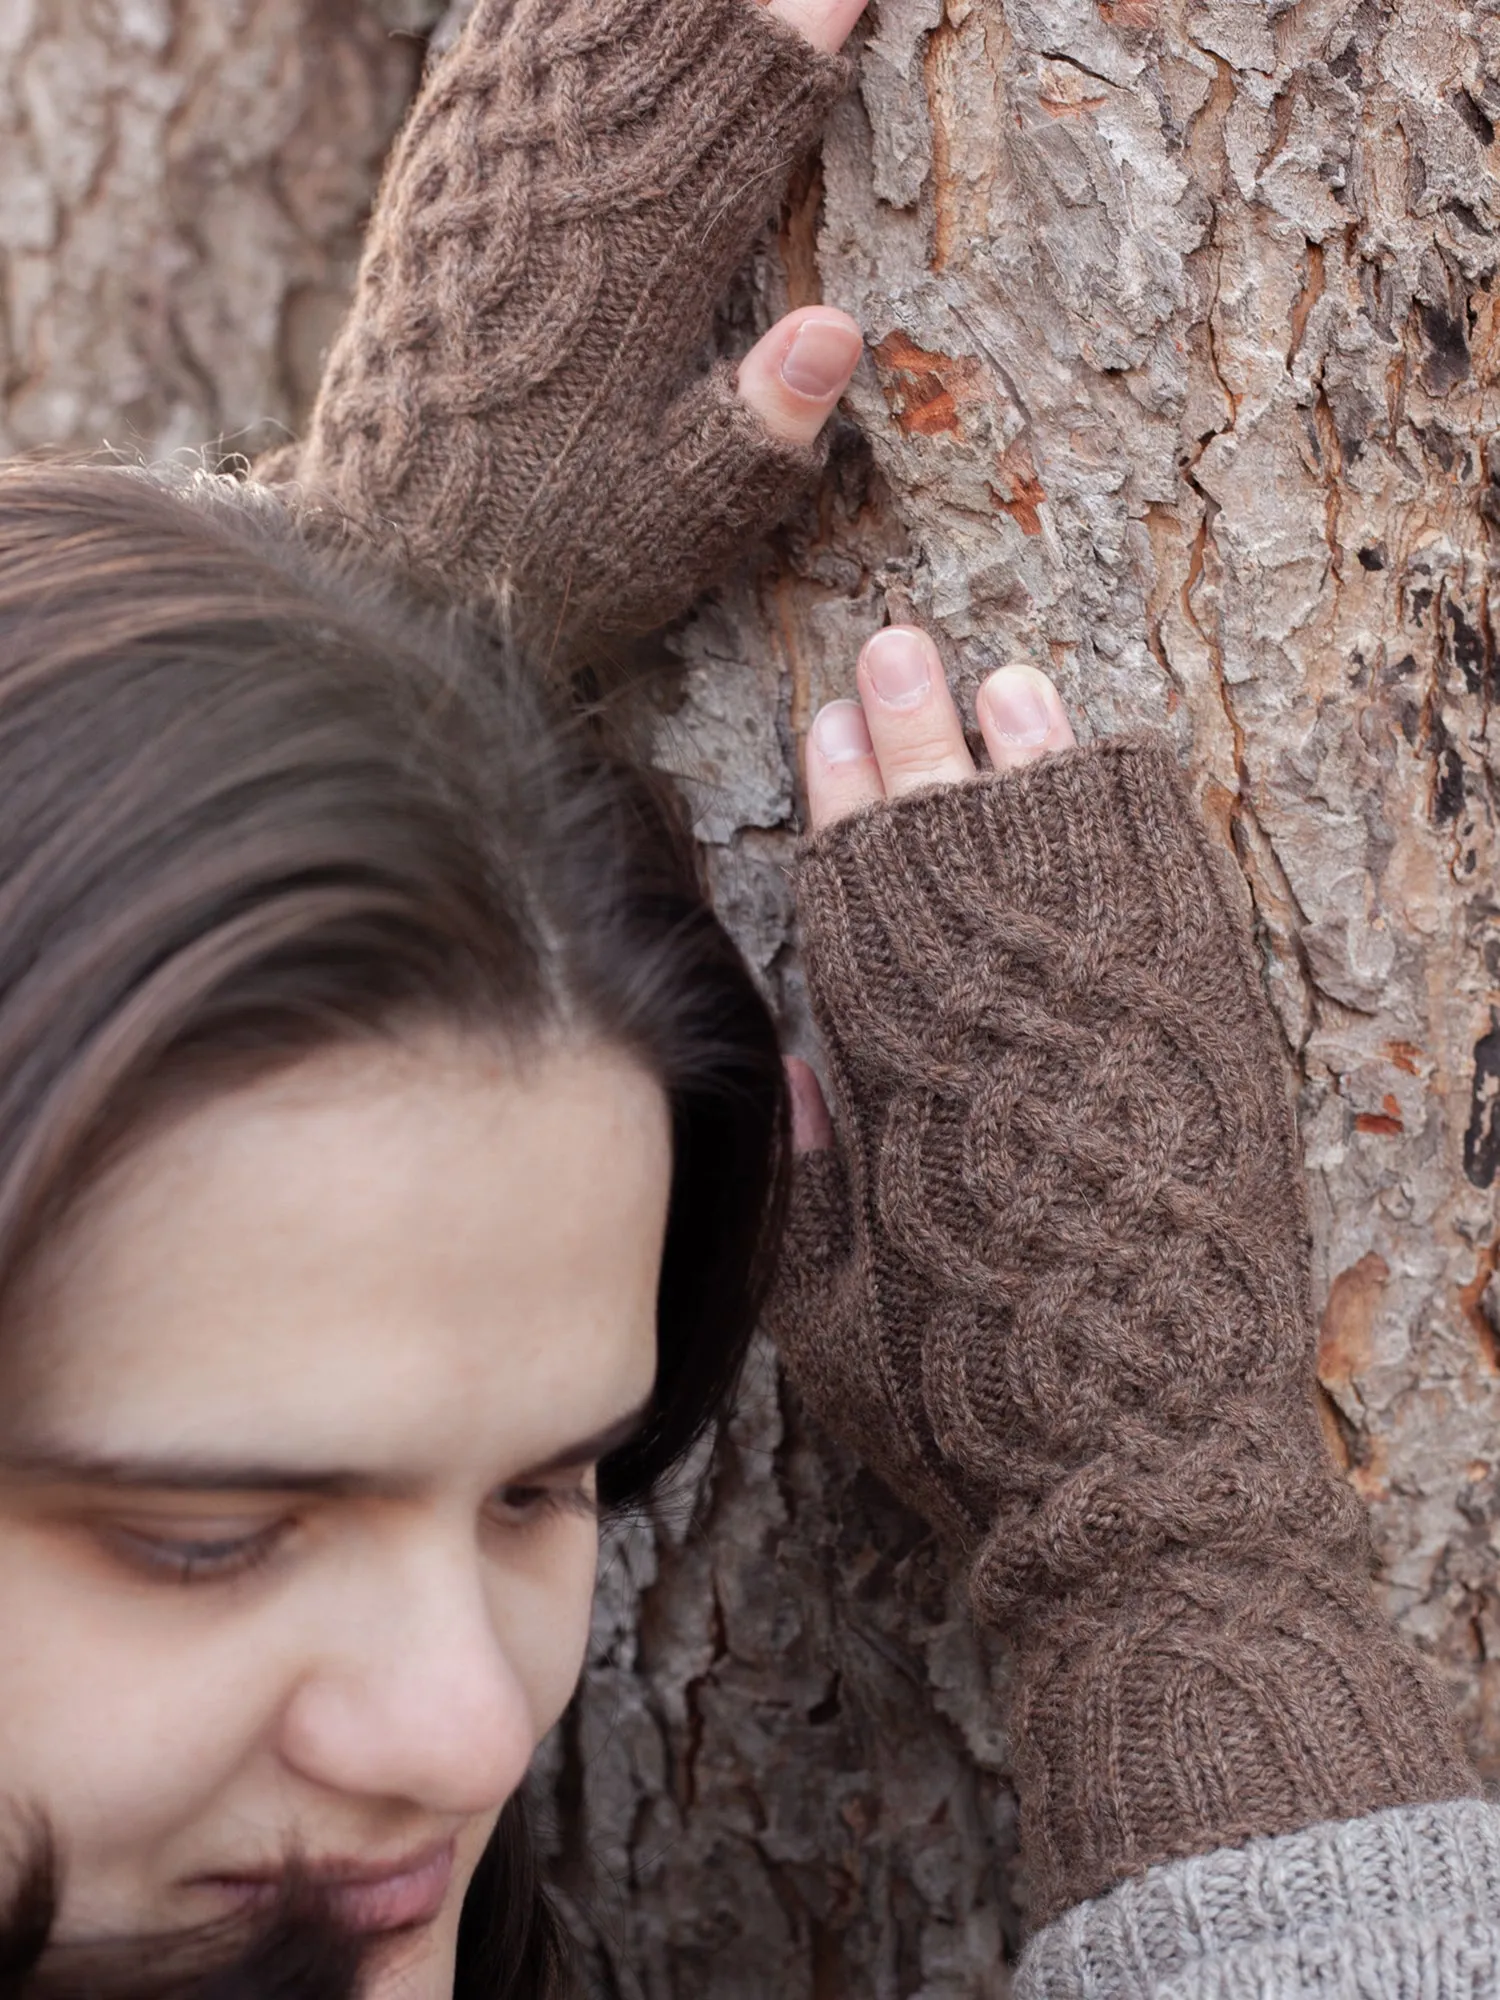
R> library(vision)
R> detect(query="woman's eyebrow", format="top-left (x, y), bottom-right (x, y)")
top-left (0, 1443), bottom-right (386, 1496)
top-left (0, 1403), bottom-right (653, 1494)
top-left (508, 1404), bottom-right (653, 1479)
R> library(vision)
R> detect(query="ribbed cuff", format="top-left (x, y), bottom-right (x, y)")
top-left (1016, 1800), bottom-right (1500, 2000)
top-left (797, 732), bottom-right (1192, 872)
top-left (792, 737), bottom-right (1257, 1022)
top-left (1009, 1546), bottom-right (1479, 1928)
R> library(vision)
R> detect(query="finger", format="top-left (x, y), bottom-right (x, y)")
top-left (762, 0), bottom-right (870, 54)
top-left (856, 627), bottom-right (976, 800)
top-left (975, 665), bottom-right (1078, 774)
top-left (805, 699), bottom-right (884, 832)
top-left (785, 1057), bottom-right (834, 1154)
top-left (736, 309), bottom-right (863, 448)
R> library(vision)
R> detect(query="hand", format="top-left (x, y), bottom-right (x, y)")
top-left (773, 613), bottom-right (1347, 1599)
top-left (762, 0), bottom-right (868, 52)
top-left (786, 627), bottom-right (1077, 1150)
top-left (273, 0), bottom-right (874, 660)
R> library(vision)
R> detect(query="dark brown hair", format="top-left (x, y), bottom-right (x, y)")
top-left (1, 1838), bottom-right (365, 2000)
top-left (0, 459), bottom-right (791, 1996)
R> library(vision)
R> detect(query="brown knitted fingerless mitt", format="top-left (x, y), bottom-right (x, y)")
top-left (259, 0), bottom-right (850, 662)
top-left (770, 737), bottom-right (1477, 1925)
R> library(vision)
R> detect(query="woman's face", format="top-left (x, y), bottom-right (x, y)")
top-left (0, 1031), bottom-right (670, 2000)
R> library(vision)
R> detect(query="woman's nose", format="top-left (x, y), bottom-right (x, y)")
top-left (277, 1553), bottom-right (535, 1816)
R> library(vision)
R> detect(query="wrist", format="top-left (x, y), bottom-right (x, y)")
top-left (1008, 1537), bottom-right (1479, 1926)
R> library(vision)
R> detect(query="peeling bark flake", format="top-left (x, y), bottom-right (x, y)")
top-left (989, 444), bottom-right (1047, 535)
top-left (871, 331), bottom-right (984, 437)
top-left (1319, 1252), bottom-right (1390, 1397)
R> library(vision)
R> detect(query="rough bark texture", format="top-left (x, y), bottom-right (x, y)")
top-left (0, 0), bottom-right (420, 460)
top-left (4, 2), bottom-right (1500, 1996)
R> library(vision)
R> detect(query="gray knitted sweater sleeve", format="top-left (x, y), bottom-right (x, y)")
top-left (1016, 1799), bottom-right (1500, 2000)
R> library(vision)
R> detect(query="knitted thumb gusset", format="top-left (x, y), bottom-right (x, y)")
top-left (768, 737), bottom-right (1478, 1925)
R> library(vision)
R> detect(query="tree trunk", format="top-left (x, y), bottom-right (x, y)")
top-left (0, 0), bottom-right (420, 460)
top-left (5, 3), bottom-right (1499, 1996)
top-left (566, 3), bottom-right (1500, 1992)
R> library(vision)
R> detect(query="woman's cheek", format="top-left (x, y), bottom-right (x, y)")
top-left (491, 1513), bottom-right (604, 1745)
top-left (0, 1525), bottom-right (276, 1936)
top-left (0, 1497), bottom-right (609, 1936)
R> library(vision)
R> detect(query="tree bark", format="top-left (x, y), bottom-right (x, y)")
top-left (0, 0), bottom-right (419, 460)
top-left (565, 3), bottom-right (1500, 1992)
top-left (4, 3), bottom-right (1499, 1996)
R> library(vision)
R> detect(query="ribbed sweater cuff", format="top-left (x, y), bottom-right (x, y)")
top-left (1016, 1800), bottom-right (1500, 2000)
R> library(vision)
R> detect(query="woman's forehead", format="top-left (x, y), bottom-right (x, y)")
top-left (0, 1034), bottom-right (669, 1477)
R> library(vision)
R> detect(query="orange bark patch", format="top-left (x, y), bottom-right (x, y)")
top-left (1317, 1388), bottom-right (1351, 1470)
top-left (1198, 778), bottom-right (1238, 848)
top-left (1318, 1252), bottom-right (1389, 1393)
top-left (925, 19), bottom-right (960, 272)
top-left (1039, 93), bottom-right (1107, 119)
top-left (1350, 1433), bottom-right (1390, 1504)
top-left (1386, 1039), bottom-right (1425, 1075)
top-left (1355, 1094), bottom-right (1404, 1136)
top-left (1459, 1242), bottom-right (1500, 1373)
top-left (1037, 69), bottom-right (1107, 119)
top-left (871, 332), bottom-right (984, 437)
top-left (989, 444), bottom-right (1047, 535)
top-left (1098, 0), bottom-right (1158, 23)
top-left (778, 155), bottom-right (825, 312)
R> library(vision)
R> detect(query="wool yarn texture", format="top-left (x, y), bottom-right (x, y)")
top-left (1015, 1799), bottom-right (1500, 1998)
top-left (769, 737), bottom-right (1478, 1925)
top-left (260, 0), bottom-right (850, 662)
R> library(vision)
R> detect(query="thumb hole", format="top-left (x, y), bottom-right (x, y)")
top-left (785, 1056), bottom-right (834, 1154)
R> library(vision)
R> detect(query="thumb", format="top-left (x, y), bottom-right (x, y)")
top-left (785, 1056), bottom-right (834, 1154)
top-left (736, 309), bottom-right (864, 448)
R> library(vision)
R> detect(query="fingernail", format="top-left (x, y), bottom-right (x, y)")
top-left (812, 699), bottom-right (873, 764)
top-left (863, 627), bottom-right (932, 709)
top-left (780, 318), bottom-right (862, 400)
top-left (982, 666), bottom-right (1053, 745)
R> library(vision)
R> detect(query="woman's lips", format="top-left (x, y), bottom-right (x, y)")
top-left (201, 1837), bottom-right (456, 1934)
top-left (318, 1841), bottom-right (455, 1933)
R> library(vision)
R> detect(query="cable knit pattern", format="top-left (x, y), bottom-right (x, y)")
top-left (1016, 1800), bottom-right (1500, 1999)
top-left (770, 737), bottom-right (1477, 1926)
top-left (258, 0), bottom-right (850, 661)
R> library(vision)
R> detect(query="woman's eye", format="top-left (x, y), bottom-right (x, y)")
top-left (489, 1478), bottom-right (598, 1527)
top-left (107, 1520), bottom-right (288, 1584)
